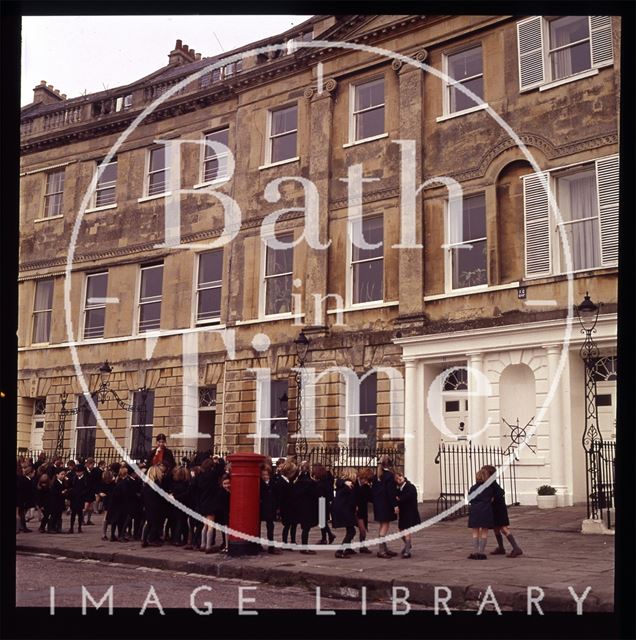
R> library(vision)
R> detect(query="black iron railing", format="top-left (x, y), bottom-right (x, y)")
top-left (307, 445), bottom-right (404, 474)
top-left (17, 447), bottom-right (230, 468)
top-left (586, 439), bottom-right (616, 529)
top-left (435, 441), bottom-right (519, 520)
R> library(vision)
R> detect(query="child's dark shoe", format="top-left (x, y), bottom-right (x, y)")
top-left (490, 547), bottom-right (506, 555)
top-left (359, 547), bottom-right (372, 554)
top-left (507, 549), bottom-right (523, 558)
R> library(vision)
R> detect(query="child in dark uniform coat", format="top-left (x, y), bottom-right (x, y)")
top-left (394, 472), bottom-right (421, 558)
top-left (48, 468), bottom-right (67, 533)
top-left (141, 465), bottom-right (165, 547)
top-left (259, 466), bottom-right (282, 554)
top-left (292, 466), bottom-right (319, 554)
top-left (67, 464), bottom-right (89, 533)
top-left (371, 455), bottom-right (398, 558)
top-left (313, 464), bottom-right (336, 544)
top-left (331, 470), bottom-right (357, 558)
top-left (276, 462), bottom-right (298, 547)
top-left (99, 470), bottom-right (115, 541)
top-left (467, 468), bottom-right (495, 560)
top-left (211, 474), bottom-right (231, 553)
top-left (483, 465), bottom-right (523, 557)
top-left (353, 467), bottom-right (373, 553)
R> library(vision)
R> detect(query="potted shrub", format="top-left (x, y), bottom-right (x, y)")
top-left (537, 485), bottom-right (558, 509)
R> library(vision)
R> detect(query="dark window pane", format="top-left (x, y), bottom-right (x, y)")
top-left (86, 273), bottom-right (108, 302)
top-left (84, 307), bottom-right (105, 338)
top-left (355, 79), bottom-right (384, 111)
top-left (449, 76), bottom-right (484, 112)
top-left (271, 132), bottom-right (297, 163)
top-left (95, 186), bottom-right (116, 207)
top-left (141, 266), bottom-right (163, 299)
top-left (132, 390), bottom-right (155, 426)
top-left (271, 106), bottom-right (297, 135)
top-left (445, 400), bottom-right (461, 412)
top-left (98, 162), bottom-right (117, 186)
top-left (77, 394), bottom-right (98, 427)
top-left (462, 194), bottom-right (487, 241)
top-left (356, 106), bottom-right (384, 140)
top-left (452, 239), bottom-right (487, 288)
top-left (266, 274), bottom-right (292, 315)
top-left (139, 302), bottom-right (161, 331)
top-left (131, 427), bottom-right (152, 459)
top-left (360, 373), bottom-right (377, 414)
top-left (148, 172), bottom-right (167, 195)
top-left (352, 216), bottom-right (383, 261)
top-left (358, 415), bottom-right (377, 448)
top-left (448, 46), bottom-right (482, 81)
top-left (150, 148), bottom-right (166, 172)
top-left (199, 251), bottom-right (223, 285)
top-left (266, 243), bottom-right (293, 276)
top-left (197, 287), bottom-right (222, 320)
top-left (353, 259), bottom-right (383, 304)
top-left (550, 16), bottom-right (589, 48)
top-left (270, 380), bottom-right (288, 418)
top-left (76, 427), bottom-right (96, 459)
top-left (595, 394), bottom-right (612, 407)
top-left (35, 280), bottom-right (54, 310)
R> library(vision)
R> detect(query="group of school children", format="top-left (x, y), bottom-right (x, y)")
top-left (466, 464), bottom-right (524, 559)
top-left (18, 441), bottom-right (523, 561)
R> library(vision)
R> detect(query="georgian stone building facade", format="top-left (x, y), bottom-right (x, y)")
top-left (19, 15), bottom-right (619, 505)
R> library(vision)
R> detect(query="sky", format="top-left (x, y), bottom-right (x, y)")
top-left (21, 15), bottom-right (313, 106)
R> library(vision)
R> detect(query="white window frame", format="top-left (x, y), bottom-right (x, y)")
top-left (345, 372), bottom-right (378, 448)
top-left (522, 155), bottom-right (617, 279)
top-left (255, 377), bottom-right (289, 458)
top-left (43, 169), bottom-right (65, 218)
top-left (145, 147), bottom-right (169, 197)
top-left (91, 158), bottom-right (118, 209)
top-left (265, 104), bottom-right (298, 165)
top-left (128, 390), bottom-right (155, 456)
top-left (82, 271), bottom-right (108, 340)
top-left (546, 16), bottom-right (592, 83)
top-left (137, 263), bottom-right (163, 334)
top-left (260, 233), bottom-right (294, 319)
top-left (194, 249), bottom-right (223, 325)
top-left (199, 128), bottom-right (230, 185)
top-left (551, 164), bottom-right (602, 275)
top-left (347, 214), bottom-right (384, 308)
top-left (74, 393), bottom-right (98, 457)
top-left (31, 278), bottom-right (54, 345)
top-left (349, 77), bottom-right (386, 144)
top-left (517, 16), bottom-right (613, 93)
top-left (444, 192), bottom-right (489, 294)
top-left (442, 43), bottom-right (485, 117)
top-left (31, 398), bottom-right (46, 449)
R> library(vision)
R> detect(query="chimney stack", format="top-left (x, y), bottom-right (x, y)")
top-left (33, 80), bottom-right (65, 105)
top-left (168, 39), bottom-right (198, 66)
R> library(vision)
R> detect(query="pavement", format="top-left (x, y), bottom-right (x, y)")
top-left (15, 503), bottom-right (614, 613)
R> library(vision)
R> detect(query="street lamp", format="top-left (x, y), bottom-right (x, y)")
top-left (575, 292), bottom-right (604, 522)
top-left (292, 330), bottom-right (310, 459)
top-left (56, 362), bottom-right (150, 460)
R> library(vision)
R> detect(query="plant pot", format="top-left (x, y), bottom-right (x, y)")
top-left (537, 495), bottom-right (558, 509)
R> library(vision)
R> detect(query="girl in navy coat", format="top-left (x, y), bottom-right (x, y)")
top-left (185, 466), bottom-right (202, 550)
top-left (108, 466), bottom-right (133, 542)
top-left (353, 467), bottom-right (373, 553)
top-left (313, 464), bottom-right (336, 544)
top-left (394, 472), bottom-right (421, 558)
top-left (483, 465), bottom-right (523, 557)
top-left (99, 470), bottom-right (115, 541)
top-left (259, 466), bottom-right (282, 554)
top-left (276, 462), bottom-right (298, 547)
top-left (141, 465), bottom-right (165, 547)
top-left (331, 470), bottom-right (358, 559)
top-left (467, 467), bottom-right (495, 560)
top-left (211, 473), bottom-right (231, 553)
top-left (198, 457), bottom-right (225, 552)
top-left (292, 466), bottom-right (319, 554)
top-left (36, 473), bottom-right (52, 533)
top-left (371, 455), bottom-right (398, 558)
top-left (169, 466), bottom-right (191, 546)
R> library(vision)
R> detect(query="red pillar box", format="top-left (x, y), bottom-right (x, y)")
top-left (227, 452), bottom-right (266, 556)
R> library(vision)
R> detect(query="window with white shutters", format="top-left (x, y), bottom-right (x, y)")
top-left (523, 173), bottom-right (552, 277)
top-left (523, 155), bottom-right (619, 278)
top-left (596, 155), bottom-right (619, 266)
top-left (517, 16), bottom-right (613, 91)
